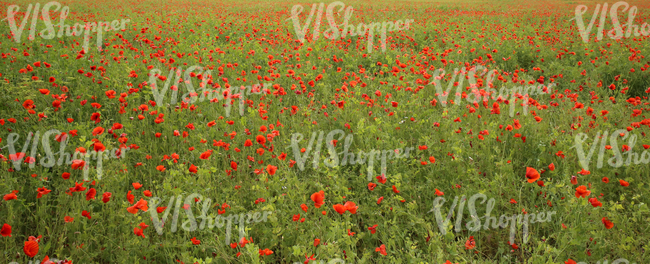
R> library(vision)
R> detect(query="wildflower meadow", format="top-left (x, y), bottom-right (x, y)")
top-left (1, 0), bottom-right (650, 263)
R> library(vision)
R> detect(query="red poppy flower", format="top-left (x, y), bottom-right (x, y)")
top-left (376, 174), bottom-right (387, 184)
top-left (127, 190), bottom-right (134, 204)
top-left (375, 244), bottom-right (387, 256)
top-left (464, 236), bottom-right (476, 250)
top-left (68, 182), bottom-right (86, 194)
top-left (602, 217), bottom-right (614, 229)
top-left (85, 188), bottom-right (96, 201)
top-left (368, 224), bottom-right (378, 234)
top-left (3, 193), bottom-right (17, 201)
top-left (619, 180), bottom-right (629, 187)
top-left (24, 237), bottom-right (40, 258)
top-left (133, 227), bottom-right (145, 238)
top-left (571, 175), bottom-right (578, 185)
top-left (189, 164), bottom-right (198, 174)
top-left (310, 191), bottom-right (325, 208)
top-left (8, 152), bottom-right (25, 162)
top-left (127, 198), bottom-right (149, 214)
top-left (36, 187), bottom-right (51, 199)
top-left (90, 113), bottom-right (101, 124)
top-left (92, 126), bottom-right (105, 136)
top-left (509, 242), bottom-right (519, 250)
top-left (575, 185), bottom-right (591, 198)
top-left (344, 201), bottom-right (358, 214)
top-left (1, 224), bottom-right (11, 237)
top-left (588, 197), bottom-right (602, 207)
top-left (112, 123), bottom-right (123, 130)
top-left (71, 160), bottom-right (85, 170)
top-left (55, 133), bottom-right (68, 143)
top-left (256, 135), bottom-right (266, 145)
top-left (22, 99), bottom-right (34, 109)
top-left (333, 204), bottom-right (346, 214)
top-left (266, 165), bottom-right (277, 175)
top-left (82, 210), bottom-right (91, 219)
top-left (525, 167), bottom-right (540, 183)
top-left (313, 238), bottom-right (320, 247)
top-left (102, 192), bottom-right (112, 203)
top-left (199, 150), bottom-right (212, 160)
top-left (259, 248), bottom-right (273, 256)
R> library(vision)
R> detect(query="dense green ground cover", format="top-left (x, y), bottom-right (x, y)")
top-left (1, 0), bottom-right (650, 263)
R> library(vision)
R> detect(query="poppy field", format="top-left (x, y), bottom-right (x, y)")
top-left (2, 0), bottom-right (650, 263)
